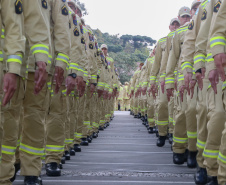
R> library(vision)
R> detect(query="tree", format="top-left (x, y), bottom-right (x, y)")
top-left (74, 0), bottom-right (88, 15)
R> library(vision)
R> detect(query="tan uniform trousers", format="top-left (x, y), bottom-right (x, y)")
top-left (147, 94), bottom-right (155, 127)
top-left (0, 63), bottom-right (3, 165)
top-left (83, 87), bottom-right (91, 139)
top-left (124, 99), bottom-right (130, 111)
top-left (168, 96), bottom-right (174, 134)
top-left (173, 84), bottom-right (197, 154)
top-left (133, 96), bottom-right (138, 115)
top-left (19, 73), bottom-right (50, 176)
top-left (74, 94), bottom-right (85, 144)
top-left (154, 94), bottom-right (159, 126)
top-left (196, 79), bottom-right (208, 169)
top-left (203, 81), bottom-right (226, 177)
top-left (89, 93), bottom-right (98, 135)
top-left (157, 85), bottom-right (169, 136)
top-left (0, 77), bottom-right (24, 185)
top-left (99, 98), bottom-right (105, 127)
top-left (45, 86), bottom-right (67, 164)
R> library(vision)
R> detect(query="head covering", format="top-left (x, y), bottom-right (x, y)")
top-left (191, 0), bottom-right (202, 9)
top-left (67, 0), bottom-right (82, 12)
top-left (101, 44), bottom-right (108, 49)
top-left (170, 18), bottom-right (180, 25)
top-left (178, 6), bottom-right (191, 17)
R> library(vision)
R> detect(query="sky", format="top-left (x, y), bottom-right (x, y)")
top-left (81, 0), bottom-right (195, 44)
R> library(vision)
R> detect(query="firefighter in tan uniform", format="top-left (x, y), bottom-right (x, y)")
top-left (150, 18), bottom-right (180, 145)
top-left (0, 1), bottom-right (25, 185)
top-left (165, 6), bottom-right (192, 164)
top-left (0, 1), bottom-right (52, 184)
top-left (143, 51), bottom-right (156, 133)
top-left (123, 82), bottom-right (130, 111)
top-left (180, 0), bottom-right (210, 183)
top-left (207, 0), bottom-right (226, 184)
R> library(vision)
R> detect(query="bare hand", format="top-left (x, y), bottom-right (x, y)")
top-left (66, 76), bottom-right (76, 95)
top-left (179, 85), bottom-right (185, 102)
top-left (214, 53), bottom-right (226, 82)
top-left (208, 69), bottom-right (219, 94)
top-left (3, 73), bottom-right (18, 106)
top-left (34, 61), bottom-right (48, 94)
top-left (76, 76), bottom-right (85, 97)
top-left (54, 66), bottom-right (64, 94)
top-left (166, 88), bottom-right (174, 102)
top-left (184, 72), bottom-right (192, 95)
top-left (90, 83), bottom-right (96, 98)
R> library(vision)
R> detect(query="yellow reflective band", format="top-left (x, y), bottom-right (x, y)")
top-left (20, 143), bottom-right (45, 156)
top-left (160, 73), bottom-right (166, 78)
top-left (1, 28), bottom-right (5, 39)
top-left (91, 75), bottom-right (97, 80)
top-left (169, 117), bottom-right (173, 123)
top-left (74, 133), bottom-right (83, 138)
top-left (222, 81), bottom-right (226, 90)
top-left (56, 53), bottom-right (69, 66)
top-left (65, 139), bottom-right (74, 144)
top-left (181, 62), bottom-right (193, 70)
top-left (206, 53), bottom-right (214, 63)
top-left (203, 149), bottom-right (219, 158)
top-left (174, 71), bottom-right (178, 76)
top-left (47, 82), bottom-right (52, 90)
top-left (168, 31), bottom-right (175, 37)
top-left (148, 118), bottom-right (154, 122)
top-left (197, 139), bottom-right (206, 149)
top-left (157, 120), bottom-right (168, 126)
top-left (218, 152), bottom-right (226, 164)
top-left (62, 89), bottom-right (67, 96)
top-left (210, 36), bottom-right (226, 48)
top-left (194, 54), bottom-right (206, 64)
top-left (31, 44), bottom-right (49, 55)
top-left (48, 55), bottom-right (52, 64)
top-left (150, 76), bottom-right (156, 81)
top-left (177, 27), bottom-right (188, 34)
top-left (165, 78), bottom-right (175, 84)
top-left (178, 75), bottom-right (184, 82)
top-left (84, 121), bottom-right (90, 126)
top-left (2, 145), bottom-right (17, 155)
top-left (187, 131), bottom-right (197, 139)
top-left (7, 54), bottom-right (23, 64)
top-left (46, 145), bottom-right (64, 152)
top-left (173, 136), bottom-right (188, 144)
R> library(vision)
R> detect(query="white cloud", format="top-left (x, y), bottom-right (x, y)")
top-left (81, 0), bottom-right (195, 42)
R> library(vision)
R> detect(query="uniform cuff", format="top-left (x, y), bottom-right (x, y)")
top-left (7, 62), bottom-right (21, 76)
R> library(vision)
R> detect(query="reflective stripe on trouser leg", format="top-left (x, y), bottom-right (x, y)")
top-left (218, 122), bottom-right (226, 185)
top-left (20, 73), bottom-right (50, 176)
top-left (147, 95), bottom-right (155, 127)
top-left (168, 96), bottom-right (174, 134)
top-left (196, 79), bottom-right (208, 168)
top-left (204, 82), bottom-right (226, 176)
top-left (157, 85), bottom-right (169, 136)
top-left (83, 87), bottom-right (91, 138)
top-left (74, 92), bottom-right (85, 144)
top-left (0, 77), bottom-right (24, 184)
top-left (173, 89), bottom-right (187, 154)
top-left (45, 85), bottom-right (67, 164)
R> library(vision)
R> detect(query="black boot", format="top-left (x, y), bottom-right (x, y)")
top-left (206, 176), bottom-right (218, 185)
top-left (138, 113), bottom-right (141, 118)
top-left (70, 148), bottom-right (76, 156)
top-left (24, 176), bottom-right (41, 185)
top-left (93, 132), bottom-right (98, 138)
top-left (10, 163), bottom-right (20, 182)
top-left (81, 138), bottom-right (89, 146)
top-left (99, 126), bottom-right (104, 131)
top-left (187, 151), bottom-right (197, 168)
top-left (64, 151), bottom-right (70, 160)
top-left (156, 136), bottom-right (166, 147)
top-left (74, 144), bottom-right (81, 152)
top-left (45, 162), bottom-right (61, 176)
top-left (59, 163), bottom-right (63, 169)
top-left (148, 127), bottom-right (154, 134)
top-left (61, 156), bottom-right (66, 164)
top-left (87, 136), bottom-right (92, 143)
top-left (194, 167), bottom-right (208, 185)
top-left (173, 153), bottom-right (185, 165)
top-left (168, 133), bottom-right (173, 145)
top-left (141, 116), bottom-right (145, 122)
top-left (134, 115), bottom-right (138, 118)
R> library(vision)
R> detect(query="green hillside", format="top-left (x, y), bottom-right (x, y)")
top-left (93, 29), bottom-right (156, 84)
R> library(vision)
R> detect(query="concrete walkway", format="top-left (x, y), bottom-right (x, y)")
top-left (14, 111), bottom-right (196, 185)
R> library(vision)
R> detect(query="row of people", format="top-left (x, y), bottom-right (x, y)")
top-left (0, 0), bottom-right (120, 185)
top-left (129, 0), bottom-right (226, 184)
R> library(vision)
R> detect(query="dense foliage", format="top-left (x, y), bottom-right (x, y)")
top-left (94, 29), bottom-right (156, 84)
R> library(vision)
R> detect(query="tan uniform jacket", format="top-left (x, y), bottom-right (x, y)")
top-left (165, 22), bottom-right (189, 90)
top-left (209, 0), bottom-right (225, 74)
top-left (181, 1), bottom-right (206, 76)
top-left (2, 0), bottom-right (25, 76)
top-left (159, 31), bottom-right (175, 83)
top-left (150, 37), bottom-right (167, 84)
top-left (23, 0), bottom-right (51, 76)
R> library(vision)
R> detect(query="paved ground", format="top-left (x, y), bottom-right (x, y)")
top-left (14, 111), bottom-right (196, 185)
